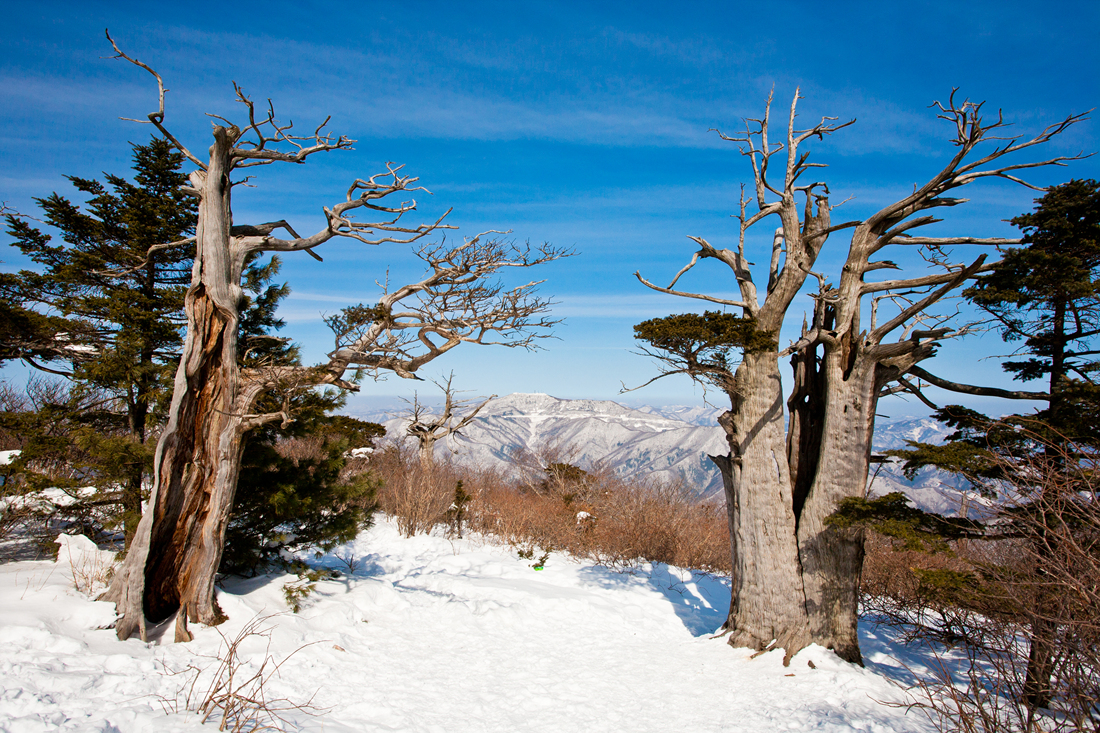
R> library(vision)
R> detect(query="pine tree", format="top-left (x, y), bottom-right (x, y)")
top-left (881, 180), bottom-right (1100, 709)
top-left (3, 137), bottom-right (380, 567)
top-left (222, 397), bottom-right (381, 575)
top-left (0, 275), bottom-right (83, 369)
top-left (899, 181), bottom-right (1100, 484)
top-left (3, 137), bottom-right (195, 543)
top-left (221, 253), bottom-right (381, 575)
top-left (970, 179), bottom-right (1100, 445)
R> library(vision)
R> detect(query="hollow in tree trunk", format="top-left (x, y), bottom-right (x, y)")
top-left (632, 89), bottom-right (1083, 665)
top-left (104, 130), bottom-right (252, 641)
top-left (99, 36), bottom-right (568, 641)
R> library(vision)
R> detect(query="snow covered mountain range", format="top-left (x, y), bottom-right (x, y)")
top-left (356, 393), bottom-right (975, 515)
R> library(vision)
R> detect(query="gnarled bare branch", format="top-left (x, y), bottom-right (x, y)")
top-left (860, 260), bottom-right (995, 296)
top-left (234, 165), bottom-right (457, 257)
top-left (402, 374), bottom-right (496, 465)
top-left (320, 237), bottom-right (574, 385)
top-left (908, 365), bottom-right (1049, 400)
top-left (104, 31), bottom-right (207, 170)
top-left (633, 271), bottom-right (748, 309)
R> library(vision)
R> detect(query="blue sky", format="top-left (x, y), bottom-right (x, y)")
top-left (3, 1), bottom-right (1098, 417)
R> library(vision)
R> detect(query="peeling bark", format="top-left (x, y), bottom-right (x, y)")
top-left (104, 132), bottom-right (250, 640)
top-left (795, 356), bottom-right (878, 665)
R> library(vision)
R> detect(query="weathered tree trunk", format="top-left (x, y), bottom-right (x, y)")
top-left (121, 471), bottom-right (143, 548)
top-left (635, 90), bottom-right (1084, 670)
top-left (794, 352), bottom-right (879, 665)
top-left (786, 322), bottom-right (828, 522)
top-left (716, 351), bottom-right (809, 660)
top-left (104, 129), bottom-right (251, 642)
top-left (418, 438), bottom-right (436, 470)
top-left (1021, 301), bottom-right (1069, 709)
top-left (99, 40), bottom-right (554, 642)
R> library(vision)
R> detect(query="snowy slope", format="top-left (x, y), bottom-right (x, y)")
top-left (866, 417), bottom-right (979, 516)
top-left (633, 403), bottom-right (725, 426)
top-left (0, 521), bottom-right (941, 732)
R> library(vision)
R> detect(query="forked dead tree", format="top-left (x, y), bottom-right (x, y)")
top-left (634, 89), bottom-right (1087, 664)
top-left (401, 374), bottom-right (495, 468)
top-left (99, 34), bottom-right (570, 642)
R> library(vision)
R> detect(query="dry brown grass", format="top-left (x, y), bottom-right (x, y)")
top-left (859, 531), bottom-right (987, 649)
top-left (159, 614), bottom-right (325, 731)
top-left (368, 442), bottom-right (731, 575)
top-left (861, 531), bottom-right (976, 604)
top-left (274, 435), bottom-right (374, 485)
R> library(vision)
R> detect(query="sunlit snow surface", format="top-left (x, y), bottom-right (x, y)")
top-left (0, 519), bottom-right (945, 732)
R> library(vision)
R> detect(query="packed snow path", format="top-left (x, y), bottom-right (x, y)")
top-left (0, 519), bottom-right (936, 732)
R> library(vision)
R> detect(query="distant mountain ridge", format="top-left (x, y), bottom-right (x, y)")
top-left (372, 393), bottom-right (729, 496)
top-left (360, 393), bottom-right (976, 514)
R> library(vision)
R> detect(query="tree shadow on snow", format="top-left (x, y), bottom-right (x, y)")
top-left (575, 563), bottom-right (730, 637)
top-left (216, 552), bottom-right (390, 603)
top-left (858, 619), bottom-right (971, 689)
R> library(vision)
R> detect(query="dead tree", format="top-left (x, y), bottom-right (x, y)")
top-left (99, 34), bottom-right (570, 642)
top-left (402, 374), bottom-right (495, 468)
top-left (634, 89), bottom-right (1087, 664)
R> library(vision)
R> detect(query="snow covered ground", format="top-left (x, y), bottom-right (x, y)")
top-left (0, 519), bottom-right (949, 732)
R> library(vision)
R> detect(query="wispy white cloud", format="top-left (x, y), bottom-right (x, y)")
top-left (11, 18), bottom-right (1070, 163)
top-left (551, 292), bottom-right (742, 318)
top-left (281, 290), bottom-right (741, 323)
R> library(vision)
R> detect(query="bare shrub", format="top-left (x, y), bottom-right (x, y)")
top-left (0, 460), bottom-right (35, 551)
top-left (371, 443), bottom-right (459, 538)
top-left (861, 531), bottom-right (983, 647)
top-left (0, 382), bottom-right (31, 451)
top-left (0, 378), bottom-right (132, 553)
top-left (466, 460), bottom-right (731, 575)
top-left (582, 476), bottom-right (729, 574)
top-left (272, 433), bottom-right (376, 493)
top-left (58, 535), bottom-right (116, 595)
top-left (369, 436), bottom-right (730, 575)
top-left (331, 547), bottom-right (361, 574)
top-left (509, 440), bottom-right (586, 497)
top-left (861, 445), bottom-right (1100, 732)
top-left (274, 435), bottom-right (326, 465)
top-left (985, 457), bottom-right (1100, 731)
top-left (896, 609), bottom-right (1096, 733)
top-left (160, 614), bottom-right (323, 731)
top-left (901, 641), bottom-right (1041, 733)
top-left (471, 480), bottom-right (573, 553)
